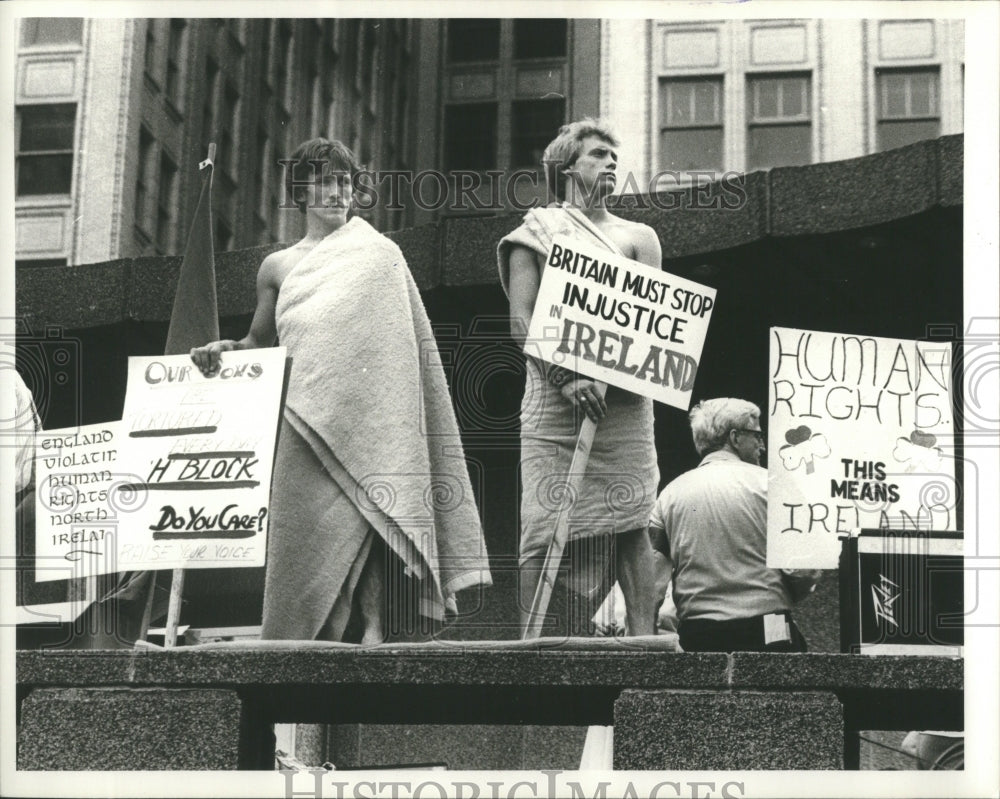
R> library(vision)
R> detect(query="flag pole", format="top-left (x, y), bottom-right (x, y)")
top-left (521, 380), bottom-right (607, 640)
top-left (161, 143), bottom-right (217, 648)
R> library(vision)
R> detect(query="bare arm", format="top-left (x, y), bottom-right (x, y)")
top-left (648, 523), bottom-right (673, 601)
top-left (507, 244), bottom-right (541, 349)
top-left (190, 253), bottom-right (280, 375)
top-left (632, 223), bottom-right (663, 271)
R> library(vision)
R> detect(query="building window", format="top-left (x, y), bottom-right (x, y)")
top-left (275, 21), bottom-right (292, 110)
top-left (876, 67), bottom-right (940, 152)
top-left (444, 103), bottom-right (497, 170)
top-left (511, 98), bottom-right (565, 168)
top-left (447, 19), bottom-right (500, 63)
top-left (156, 152), bottom-right (177, 252)
top-left (747, 74), bottom-right (812, 170)
top-left (513, 19), bottom-right (567, 60)
top-left (165, 20), bottom-right (186, 107)
top-left (260, 21), bottom-right (273, 86)
top-left (144, 23), bottom-right (157, 77)
top-left (658, 78), bottom-right (724, 173)
top-left (201, 58), bottom-right (219, 156)
top-left (21, 18), bottom-right (83, 46)
top-left (15, 104), bottom-right (76, 196)
top-left (255, 128), bottom-right (270, 220)
top-left (221, 83), bottom-right (240, 176)
top-left (135, 128), bottom-right (155, 234)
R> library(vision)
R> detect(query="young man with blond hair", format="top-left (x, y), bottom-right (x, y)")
top-left (498, 118), bottom-right (661, 636)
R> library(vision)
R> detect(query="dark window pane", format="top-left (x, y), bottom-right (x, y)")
top-left (665, 83), bottom-right (692, 125)
top-left (661, 79), bottom-right (721, 127)
top-left (166, 20), bottom-right (185, 104)
top-left (754, 81), bottom-right (779, 118)
top-left (877, 69), bottom-right (939, 119)
top-left (877, 119), bottom-right (940, 152)
top-left (781, 78), bottom-right (805, 116)
top-left (692, 81), bottom-right (720, 124)
top-left (19, 104), bottom-right (75, 151)
top-left (511, 98), bottom-right (565, 167)
top-left (447, 19), bottom-right (500, 62)
top-left (880, 72), bottom-right (908, 117)
top-left (749, 75), bottom-right (809, 121)
top-left (513, 19), bottom-right (567, 60)
top-left (145, 26), bottom-right (156, 74)
top-left (17, 153), bottom-right (74, 194)
top-left (660, 128), bottom-right (723, 173)
top-left (747, 124), bottom-right (811, 170)
top-left (444, 103), bottom-right (497, 170)
top-left (22, 18), bottom-right (83, 46)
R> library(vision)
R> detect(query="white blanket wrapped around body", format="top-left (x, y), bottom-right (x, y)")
top-left (263, 216), bottom-right (491, 640)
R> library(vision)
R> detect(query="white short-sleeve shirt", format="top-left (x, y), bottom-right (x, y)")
top-left (649, 449), bottom-right (792, 622)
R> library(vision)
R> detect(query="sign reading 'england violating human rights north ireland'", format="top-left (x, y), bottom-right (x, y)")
top-left (526, 235), bottom-right (717, 410)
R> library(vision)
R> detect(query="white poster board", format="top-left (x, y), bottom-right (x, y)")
top-left (111, 348), bottom-right (287, 572)
top-left (525, 234), bottom-right (717, 410)
top-left (33, 422), bottom-right (121, 582)
top-left (766, 327), bottom-right (956, 568)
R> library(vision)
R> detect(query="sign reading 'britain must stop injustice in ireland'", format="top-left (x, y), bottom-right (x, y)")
top-left (526, 234), bottom-right (717, 410)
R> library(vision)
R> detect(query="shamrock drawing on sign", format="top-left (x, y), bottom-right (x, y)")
top-left (893, 429), bottom-right (944, 474)
top-left (779, 425), bottom-right (831, 475)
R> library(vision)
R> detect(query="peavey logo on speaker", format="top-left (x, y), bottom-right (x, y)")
top-left (871, 573), bottom-right (901, 630)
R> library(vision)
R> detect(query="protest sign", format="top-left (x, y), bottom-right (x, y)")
top-left (766, 327), bottom-right (956, 568)
top-left (33, 422), bottom-right (122, 581)
top-left (525, 234), bottom-right (716, 410)
top-left (112, 348), bottom-right (287, 572)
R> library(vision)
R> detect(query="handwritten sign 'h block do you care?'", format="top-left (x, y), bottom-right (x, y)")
top-left (110, 348), bottom-right (287, 573)
top-left (526, 235), bottom-right (717, 410)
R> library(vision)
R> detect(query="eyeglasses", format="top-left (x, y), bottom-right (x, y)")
top-left (734, 429), bottom-right (765, 443)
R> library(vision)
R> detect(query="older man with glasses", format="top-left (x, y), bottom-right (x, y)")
top-left (648, 397), bottom-right (820, 652)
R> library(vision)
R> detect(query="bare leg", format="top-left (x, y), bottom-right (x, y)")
top-left (615, 527), bottom-right (656, 635)
top-left (356, 545), bottom-right (386, 646)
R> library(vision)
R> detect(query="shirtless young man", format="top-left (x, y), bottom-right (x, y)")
top-left (191, 138), bottom-right (491, 644)
top-left (500, 119), bottom-right (661, 636)
top-left (190, 138), bottom-right (355, 375)
top-left (189, 138), bottom-right (392, 641)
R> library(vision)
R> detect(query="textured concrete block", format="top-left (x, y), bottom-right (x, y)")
top-left (937, 134), bottom-right (963, 207)
top-left (521, 725), bottom-right (589, 770)
top-left (620, 170), bottom-right (769, 259)
top-left (770, 139), bottom-right (938, 236)
top-left (443, 215), bottom-right (523, 286)
top-left (730, 653), bottom-right (963, 691)
top-left (388, 223), bottom-right (442, 290)
top-left (18, 259), bottom-right (129, 330)
top-left (215, 244), bottom-right (281, 317)
top-left (614, 689), bottom-right (843, 770)
top-left (18, 687), bottom-right (243, 770)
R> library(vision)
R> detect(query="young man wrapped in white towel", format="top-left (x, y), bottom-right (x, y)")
top-left (191, 139), bottom-right (491, 643)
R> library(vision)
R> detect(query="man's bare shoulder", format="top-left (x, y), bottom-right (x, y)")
top-left (615, 216), bottom-right (659, 244)
top-left (258, 243), bottom-right (310, 287)
top-left (604, 215), bottom-right (661, 264)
